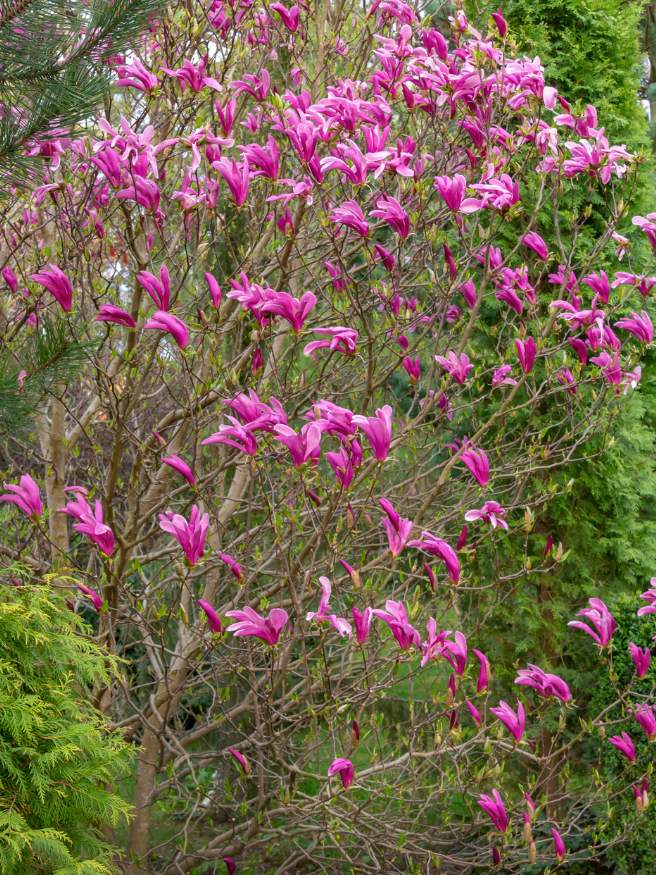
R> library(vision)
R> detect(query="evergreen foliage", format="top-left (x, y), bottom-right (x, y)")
top-left (0, 574), bottom-right (132, 874)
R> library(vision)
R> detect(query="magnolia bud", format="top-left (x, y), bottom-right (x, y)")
top-left (528, 841), bottom-right (537, 864)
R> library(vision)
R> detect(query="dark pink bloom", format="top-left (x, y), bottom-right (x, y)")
top-left (460, 447), bottom-right (490, 487)
top-left (492, 364), bottom-right (517, 387)
top-left (274, 422), bottom-right (323, 466)
top-left (225, 606), bottom-right (289, 646)
top-left (0, 474), bottom-right (42, 519)
top-left (159, 505), bottom-right (208, 565)
top-left (379, 497), bottom-right (413, 556)
top-left (137, 265), bottom-right (171, 310)
top-left (632, 213), bottom-right (656, 249)
top-left (471, 174), bottom-right (520, 210)
top-left (330, 200), bottom-right (369, 236)
top-left (370, 194), bottom-right (410, 238)
top-left (306, 576), bottom-right (352, 637)
top-left (96, 304), bottom-right (136, 328)
top-left (465, 501), bottom-right (508, 530)
top-left (402, 355), bottom-right (421, 382)
top-left (408, 531), bottom-right (460, 584)
top-left (568, 597), bottom-right (616, 647)
top-left (117, 177), bottom-right (161, 212)
top-left (223, 857), bottom-right (236, 875)
top-left (213, 158), bottom-right (251, 206)
top-left (227, 747), bottom-right (251, 774)
top-left (225, 390), bottom-right (287, 432)
top-left (352, 606), bottom-right (373, 644)
top-left (615, 311), bottom-right (653, 343)
top-left (198, 599), bottom-right (222, 634)
top-left (515, 664), bottom-right (571, 702)
top-left (515, 337), bottom-right (537, 373)
top-left (116, 59), bottom-right (158, 92)
top-left (261, 289), bottom-right (316, 330)
top-left (434, 174), bottom-right (481, 213)
top-left (435, 351), bottom-right (473, 384)
top-left (478, 790), bottom-right (509, 832)
top-left (473, 648), bottom-right (490, 692)
top-left (491, 9), bottom-right (507, 37)
top-left (328, 758), bottom-right (354, 789)
top-left (521, 231), bottom-right (548, 261)
top-left (582, 270), bottom-right (611, 304)
top-left (629, 642), bottom-right (651, 678)
top-left (2, 266), bottom-right (18, 292)
top-left (352, 405), bottom-right (393, 461)
top-left (60, 491), bottom-right (115, 556)
top-left (465, 699), bottom-right (482, 725)
top-left (303, 326), bottom-right (358, 357)
top-left (162, 454), bottom-right (196, 485)
top-left (551, 827), bottom-right (566, 863)
top-left (491, 699), bottom-right (526, 742)
top-left (241, 135), bottom-right (280, 180)
top-left (372, 599), bottom-right (421, 650)
top-left (460, 279), bottom-right (477, 308)
top-left (637, 584), bottom-right (656, 617)
top-left (162, 58), bottom-right (208, 92)
top-left (634, 704), bottom-right (656, 740)
top-left (374, 243), bottom-right (395, 270)
top-left (270, 2), bottom-right (301, 31)
top-left (144, 311), bottom-right (190, 349)
top-left (218, 552), bottom-right (243, 580)
top-left (77, 583), bottom-right (104, 612)
top-left (203, 417), bottom-right (259, 456)
top-left (31, 265), bottom-right (73, 311)
top-left (609, 731), bottom-right (636, 761)
top-left (204, 272), bottom-right (222, 308)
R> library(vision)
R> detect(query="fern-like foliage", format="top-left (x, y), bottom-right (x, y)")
top-left (0, 315), bottom-right (94, 436)
top-left (0, 0), bottom-right (168, 190)
top-left (0, 568), bottom-right (132, 874)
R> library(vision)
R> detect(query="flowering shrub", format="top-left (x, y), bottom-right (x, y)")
top-left (0, 1), bottom-right (654, 871)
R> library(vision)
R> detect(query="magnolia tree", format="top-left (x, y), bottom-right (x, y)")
top-left (0, 0), bottom-right (655, 872)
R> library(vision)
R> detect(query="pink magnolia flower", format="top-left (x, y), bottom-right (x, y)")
top-left (162, 58), bottom-right (209, 92)
top-left (162, 455), bottom-right (196, 485)
top-left (306, 576), bottom-right (352, 637)
top-left (218, 552), bottom-right (243, 580)
top-left (328, 758), bottom-right (355, 789)
top-left (629, 642), bottom-right (651, 678)
top-left (492, 364), bottom-right (517, 387)
top-left (144, 311), bottom-right (190, 349)
top-left (372, 599), bottom-right (421, 650)
top-left (634, 704), bottom-right (656, 740)
top-left (515, 664), bottom-right (571, 702)
top-left (515, 337), bottom-right (537, 373)
top-left (241, 135), bottom-right (280, 180)
top-left (637, 584), bottom-right (656, 617)
top-left (274, 422), bottom-right (323, 466)
top-left (352, 405), bottom-right (393, 461)
top-left (158, 505), bottom-right (209, 566)
top-left (465, 699), bottom-right (482, 725)
top-left (551, 827), bottom-right (566, 863)
top-left (490, 700), bottom-right (526, 742)
top-left (434, 174), bottom-right (481, 213)
top-left (198, 599), bottom-right (222, 633)
top-left (464, 501), bottom-right (508, 529)
top-left (473, 648), bottom-right (490, 692)
top-left (213, 158), bottom-right (251, 206)
top-left (137, 265), bottom-right (171, 310)
top-left (374, 242), bottom-right (395, 270)
top-left (261, 289), bottom-right (316, 330)
top-left (303, 326), bottom-right (358, 357)
top-left (379, 497), bottom-right (413, 556)
top-left (352, 606), bottom-right (373, 644)
top-left (31, 265), bottom-right (73, 311)
top-left (491, 9), bottom-right (508, 37)
top-left (2, 266), bottom-right (17, 292)
top-left (582, 270), bottom-right (611, 304)
top-left (225, 390), bottom-right (287, 432)
top-left (59, 490), bottom-right (115, 556)
top-left (0, 474), bottom-right (42, 519)
top-left (225, 606), bottom-right (289, 646)
top-left (615, 311), bottom-right (653, 344)
top-left (270, 2), bottom-right (301, 31)
top-left (227, 747), bottom-right (251, 774)
top-left (370, 194), bottom-right (410, 238)
top-left (521, 231), bottom-right (548, 260)
top-left (96, 304), bottom-right (136, 328)
top-left (612, 272), bottom-right (656, 297)
top-left (77, 583), bottom-right (104, 612)
top-left (568, 597), bottom-right (616, 647)
top-left (408, 531), bottom-right (460, 584)
top-left (203, 417), bottom-right (259, 456)
top-left (460, 446), bottom-right (490, 487)
top-left (402, 355), bottom-right (421, 382)
top-left (632, 213), bottom-right (656, 249)
top-left (117, 176), bottom-right (161, 212)
top-left (442, 630), bottom-right (468, 675)
top-left (205, 272), bottom-right (222, 308)
top-left (478, 790), bottom-right (509, 833)
top-left (116, 59), bottom-right (158, 92)
top-left (632, 777), bottom-right (649, 813)
top-left (471, 174), bottom-right (520, 210)
top-left (435, 351), bottom-right (473, 384)
top-left (330, 200), bottom-right (369, 236)
top-left (609, 731), bottom-right (636, 762)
